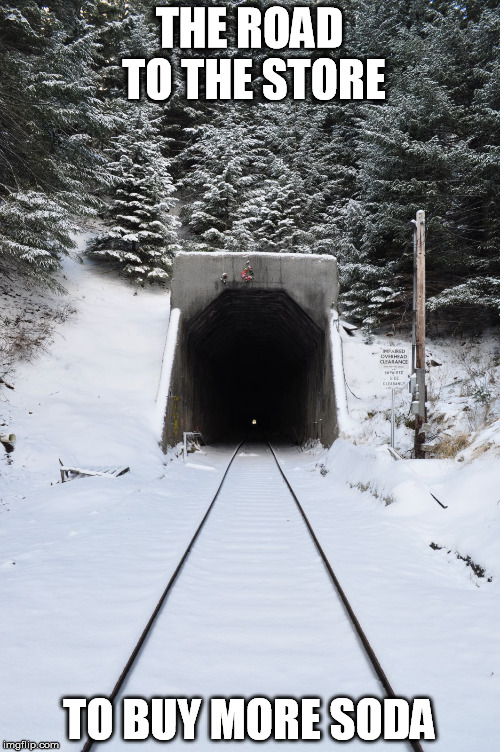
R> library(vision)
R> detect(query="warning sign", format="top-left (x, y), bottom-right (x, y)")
top-left (379, 346), bottom-right (411, 390)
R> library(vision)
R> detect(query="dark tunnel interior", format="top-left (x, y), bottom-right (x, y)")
top-left (183, 289), bottom-right (330, 443)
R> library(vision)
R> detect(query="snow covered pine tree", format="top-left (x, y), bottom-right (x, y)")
top-left (88, 108), bottom-right (180, 283)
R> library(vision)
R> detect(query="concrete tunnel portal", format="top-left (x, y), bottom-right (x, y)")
top-left (162, 253), bottom-right (339, 448)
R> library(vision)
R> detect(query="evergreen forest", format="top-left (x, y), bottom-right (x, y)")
top-left (1, 0), bottom-right (499, 332)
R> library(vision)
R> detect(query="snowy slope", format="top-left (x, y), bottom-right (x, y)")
top-left (1, 251), bottom-right (170, 500)
top-left (339, 322), bottom-right (500, 460)
top-left (280, 440), bottom-right (500, 751)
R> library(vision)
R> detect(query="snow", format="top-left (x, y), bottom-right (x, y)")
top-left (154, 307), bottom-right (180, 437)
top-left (280, 441), bottom-right (500, 751)
top-left (330, 311), bottom-right (355, 435)
top-left (103, 444), bottom-right (409, 750)
top-left (339, 324), bottom-right (500, 460)
top-left (1, 247), bottom-right (499, 750)
top-left (175, 250), bottom-right (336, 261)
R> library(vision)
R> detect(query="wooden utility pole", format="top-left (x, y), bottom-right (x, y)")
top-left (414, 209), bottom-right (427, 458)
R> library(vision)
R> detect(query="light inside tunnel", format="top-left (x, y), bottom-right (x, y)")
top-left (180, 289), bottom-right (332, 444)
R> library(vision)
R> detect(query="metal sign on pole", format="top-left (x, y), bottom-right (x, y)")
top-left (379, 346), bottom-right (411, 448)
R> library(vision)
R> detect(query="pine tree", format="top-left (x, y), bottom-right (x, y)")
top-left (178, 101), bottom-right (347, 257)
top-left (2, 0), bottom-right (497, 328)
top-left (339, 0), bottom-right (500, 326)
top-left (178, 105), bottom-right (259, 250)
top-left (0, 1), bottom-right (114, 286)
top-left (87, 106), bottom-right (180, 283)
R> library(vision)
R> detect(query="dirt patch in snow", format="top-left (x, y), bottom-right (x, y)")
top-left (430, 542), bottom-right (494, 585)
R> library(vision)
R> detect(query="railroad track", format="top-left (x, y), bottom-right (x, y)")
top-left (81, 442), bottom-right (426, 751)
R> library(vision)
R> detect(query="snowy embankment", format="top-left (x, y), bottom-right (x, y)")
top-left (1, 247), bottom-right (171, 499)
top-left (278, 440), bottom-right (500, 752)
top-left (0, 250), bottom-right (237, 742)
top-left (338, 320), bottom-right (500, 461)
top-left (1, 249), bottom-right (499, 750)
top-left (332, 314), bottom-right (500, 591)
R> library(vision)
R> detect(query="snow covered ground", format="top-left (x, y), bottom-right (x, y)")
top-left (339, 321), bottom-right (500, 461)
top-left (1, 250), bottom-right (499, 750)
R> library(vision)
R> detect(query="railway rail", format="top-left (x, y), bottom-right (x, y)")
top-left (82, 442), bottom-right (426, 751)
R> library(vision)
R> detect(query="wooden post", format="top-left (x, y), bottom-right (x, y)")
top-left (411, 220), bottom-right (417, 374)
top-left (414, 209), bottom-right (427, 458)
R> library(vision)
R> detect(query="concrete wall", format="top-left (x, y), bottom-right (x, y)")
top-left (163, 252), bottom-right (339, 449)
top-left (171, 252), bottom-right (338, 328)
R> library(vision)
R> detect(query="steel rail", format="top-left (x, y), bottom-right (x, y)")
top-left (82, 440), bottom-right (426, 751)
top-left (81, 441), bottom-right (244, 752)
top-left (267, 441), bottom-right (425, 752)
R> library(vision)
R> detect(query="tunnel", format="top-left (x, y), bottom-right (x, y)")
top-left (167, 288), bottom-right (336, 445)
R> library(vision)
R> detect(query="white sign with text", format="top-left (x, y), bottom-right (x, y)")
top-left (379, 346), bottom-right (411, 390)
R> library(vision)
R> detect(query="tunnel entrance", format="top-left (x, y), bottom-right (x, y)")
top-left (175, 288), bottom-right (333, 444)
top-left (162, 251), bottom-right (339, 449)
